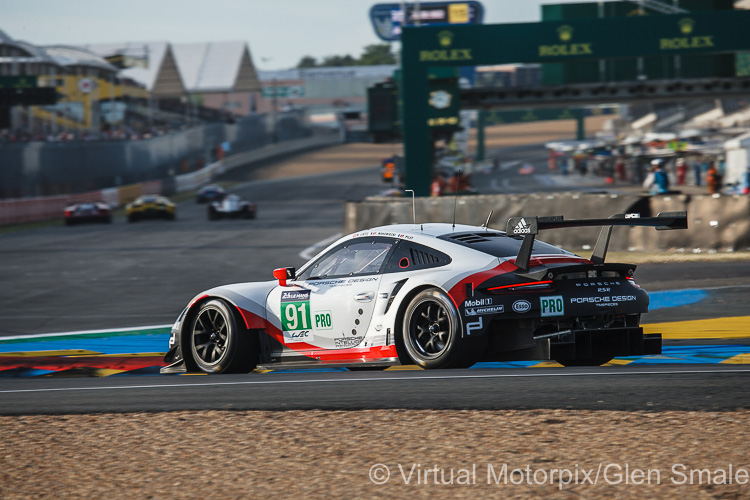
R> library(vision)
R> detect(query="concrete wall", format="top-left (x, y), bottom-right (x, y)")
top-left (344, 192), bottom-right (750, 253)
top-left (0, 111), bottom-right (311, 199)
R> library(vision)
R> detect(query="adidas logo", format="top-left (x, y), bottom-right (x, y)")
top-left (514, 218), bottom-right (532, 234)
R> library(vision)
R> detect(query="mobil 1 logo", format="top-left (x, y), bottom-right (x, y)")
top-left (281, 290), bottom-right (314, 343)
top-left (540, 295), bottom-right (564, 317)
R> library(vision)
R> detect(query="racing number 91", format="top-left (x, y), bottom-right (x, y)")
top-left (283, 302), bottom-right (311, 331)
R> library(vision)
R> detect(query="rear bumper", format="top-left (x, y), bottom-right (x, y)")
top-left (549, 327), bottom-right (661, 361)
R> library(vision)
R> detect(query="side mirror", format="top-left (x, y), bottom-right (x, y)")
top-left (273, 267), bottom-right (296, 287)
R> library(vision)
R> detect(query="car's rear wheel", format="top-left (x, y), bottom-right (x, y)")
top-left (556, 357), bottom-right (613, 367)
top-left (190, 299), bottom-right (255, 373)
top-left (401, 289), bottom-right (480, 369)
top-left (127, 214), bottom-right (137, 223)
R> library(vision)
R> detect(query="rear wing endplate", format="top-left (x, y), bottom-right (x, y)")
top-left (505, 212), bottom-right (688, 271)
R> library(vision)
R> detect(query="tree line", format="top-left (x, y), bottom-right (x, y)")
top-left (296, 44), bottom-right (396, 68)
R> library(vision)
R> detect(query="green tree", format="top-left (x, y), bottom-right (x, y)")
top-left (358, 44), bottom-right (396, 65)
top-left (296, 55), bottom-right (317, 68)
top-left (321, 54), bottom-right (357, 67)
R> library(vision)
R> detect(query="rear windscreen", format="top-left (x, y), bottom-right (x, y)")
top-left (439, 231), bottom-right (572, 258)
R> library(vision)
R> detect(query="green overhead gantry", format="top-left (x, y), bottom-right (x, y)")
top-left (400, 9), bottom-right (750, 196)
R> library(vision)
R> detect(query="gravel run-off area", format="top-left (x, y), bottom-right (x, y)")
top-left (1, 409), bottom-right (748, 499)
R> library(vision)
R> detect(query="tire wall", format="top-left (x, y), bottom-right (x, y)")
top-left (345, 193), bottom-right (750, 252)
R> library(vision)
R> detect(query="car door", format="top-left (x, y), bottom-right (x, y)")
top-left (266, 237), bottom-right (396, 358)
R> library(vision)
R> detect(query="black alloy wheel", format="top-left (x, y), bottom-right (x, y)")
top-left (190, 299), bottom-right (254, 373)
top-left (401, 289), bottom-right (479, 369)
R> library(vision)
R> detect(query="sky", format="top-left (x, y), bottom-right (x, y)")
top-left (3, 0), bottom-right (587, 70)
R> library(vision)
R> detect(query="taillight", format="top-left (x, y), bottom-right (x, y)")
top-left (627, 277), bottom-right (641, 289)
top-left (488, 280), bottom-right (554, 294)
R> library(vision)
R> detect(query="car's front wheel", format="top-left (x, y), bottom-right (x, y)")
top-left (189, 299), bottom-right (255, 373)
top-left (400, 289), bottom-right (480, 369)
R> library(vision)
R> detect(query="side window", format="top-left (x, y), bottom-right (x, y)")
top-left (297, 240), bottom-right (393, 279)
top-left (383, 242), bottom-right (451, 273)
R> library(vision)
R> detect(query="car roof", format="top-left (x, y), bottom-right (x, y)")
top-left (351, 223), bottom-right (493, 240)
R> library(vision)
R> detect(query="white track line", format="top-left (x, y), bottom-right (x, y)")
top-left (2, 368), bottom-right (748, 394)
top-left (0, 324), bottom-right (172, 342)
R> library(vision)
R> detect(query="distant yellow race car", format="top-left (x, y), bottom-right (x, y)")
top-left (126, 195), bottom-right (176, 222)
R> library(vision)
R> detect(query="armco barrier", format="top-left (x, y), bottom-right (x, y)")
top-left (344, 192), bottom-right (750, 252)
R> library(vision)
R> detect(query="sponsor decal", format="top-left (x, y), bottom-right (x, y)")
top-left (466, 317), bottom-right (483, 336)
top-left (540, 296), bottom-right (564, 317)
top-left (465, 305), bottom-right (504, 316)
top-left (538, 25), bottom-right (593, 58)
top-left (429, 90), bottom-right (452, 110)
top-left (419, 30), bottom-right (473, 62)
top-left (314, 310), bottom-right (333, 330)
top-left (660, 18), bottom-right (713, 51)
top-left (285, 330), bottom-right (314, 343)
top-left (512, 300), bottom-right (531, 313)
top-left (335, 336), bottom-right (363, 348)
top-left (281, 289), bottom-right (313, 343)
top-left (464, 298), bottom-right (493, 307)
top-left (574, 281), bottom-right (621, 287)
top-left (513, 218), bottom-right (532, 234)
top-left (570, 295), bottom-right (637, 307)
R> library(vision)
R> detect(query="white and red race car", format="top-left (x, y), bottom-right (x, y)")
top-left (161, 212), bottom-right (686, 374)
top-left (208, 194), bottom-right (256, 220)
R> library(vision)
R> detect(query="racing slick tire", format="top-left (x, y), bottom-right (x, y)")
top-left (189, 299), bottom-right (256, 374)
top-left (400, 288), bottom-right (482, 369)
top-left (127, 214), bottom-right (137, 223)
top-left (208, 207), bottom-right (220, 221)
top-left (556, 358), bottom-right (613, 367)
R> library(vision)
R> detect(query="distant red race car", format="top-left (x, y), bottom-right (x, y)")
top-left (64, 202), bottom-right (112, 225)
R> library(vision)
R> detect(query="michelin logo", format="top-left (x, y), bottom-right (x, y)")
top-left (465, 305), bottom-right (505, 316)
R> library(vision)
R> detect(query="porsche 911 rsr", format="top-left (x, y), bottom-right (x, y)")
top-left (208, 194), bottom-right (256, 220)
top-left (64, 202), bottom-right (112, 225)
top-left (126, 195), bottom-right (176, 222)
top-left (161, 211), bottom-right (687, 374)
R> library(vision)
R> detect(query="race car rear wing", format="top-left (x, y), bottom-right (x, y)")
top-left (505, 211), bottom-right (688, 271)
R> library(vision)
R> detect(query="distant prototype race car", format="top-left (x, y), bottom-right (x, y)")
top-left (196, 185), bottom-right (226, 203)
top-left (162, 211), bottom-right (687, 374)
top-left (64, 202), bottom-right (112, 225)
top-left (126, 195), bottom-right (176, 222)
top-left (208, 194), bottom-right (256, 220)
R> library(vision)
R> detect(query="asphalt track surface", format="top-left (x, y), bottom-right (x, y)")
top-left (1, 366), bottom-right (747, 415)
top-left (1, 142), bottom-right (748, 414)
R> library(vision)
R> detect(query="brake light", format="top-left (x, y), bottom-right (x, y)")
top-left (488, 280), bottom-right (554, 294)
top-left (626, 277), bottom-right (641, 289)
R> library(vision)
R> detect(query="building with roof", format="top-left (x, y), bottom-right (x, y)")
top-left (255, 65), bottom-right (398, 117)
top-left (83, 42), bottom-right (185, 97)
